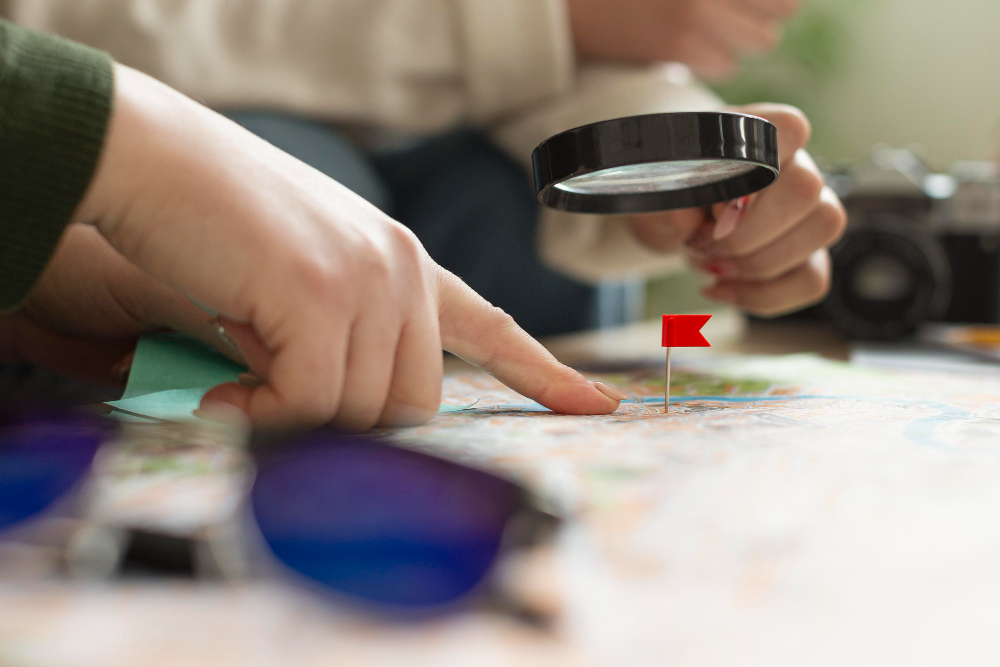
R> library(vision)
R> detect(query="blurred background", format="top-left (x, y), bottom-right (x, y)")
top-left (648, 0), bottom-right (1000, 317)
top-left (717, 0), bottom-right (1000, 167)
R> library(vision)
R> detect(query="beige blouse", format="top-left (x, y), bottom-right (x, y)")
top-left (3, 0), bottom-right (721, 282)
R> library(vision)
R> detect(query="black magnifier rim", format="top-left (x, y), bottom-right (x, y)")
top-left (532, 111), bottom-right (779, 214)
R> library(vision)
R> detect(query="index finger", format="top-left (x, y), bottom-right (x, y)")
top-left (435, 269), bottom-right (623, 415)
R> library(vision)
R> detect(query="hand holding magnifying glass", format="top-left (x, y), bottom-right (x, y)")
top-left (533, 103), bottom-right (846, 317)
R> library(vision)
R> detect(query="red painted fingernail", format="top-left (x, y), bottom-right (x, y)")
top-left (704, 259), bottom-right (737, 279)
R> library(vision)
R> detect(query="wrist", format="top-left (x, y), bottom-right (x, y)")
top-left (75, 65), bottom-right (191, 243)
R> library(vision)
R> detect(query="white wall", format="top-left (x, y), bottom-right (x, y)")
top-left (812, 0), bottom-right (1000, 167)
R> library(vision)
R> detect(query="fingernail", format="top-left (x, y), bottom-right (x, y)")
top-left (593, 381), bottom-right (628, 402)
top-left (111, 351), bottom-right (135, 383)
top-left (237, 372), bottom-right (265, 388)
top-left (713, 197), bottom-right (749, 240)
top-left (703, 259), bottom-right (738, 279)
top-left (701, 284), bottom-right (739, 305)
top-left (194, 401), bottom-right (251, 428)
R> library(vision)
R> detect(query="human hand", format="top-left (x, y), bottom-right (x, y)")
top-left (0, 224), bottom-right (238, 386)
top-left (628, 104), bottom-right (846, 317)
top-left (73, 65), bottom-right (623, 429)
top-left (567, 0), bottom-right (800, 79)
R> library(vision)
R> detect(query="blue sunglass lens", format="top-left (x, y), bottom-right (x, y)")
top-left (0, 410), bottom-right (112, 531)
top-left (251, 434), bottom-right (525, 609)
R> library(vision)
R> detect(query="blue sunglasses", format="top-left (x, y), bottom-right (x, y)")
top-left (0, 409), bottom-right (557, 611)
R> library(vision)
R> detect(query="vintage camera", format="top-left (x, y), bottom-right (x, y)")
top-left (820, 147), bottom-right (1000, 340)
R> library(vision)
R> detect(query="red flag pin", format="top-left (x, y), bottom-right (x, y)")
top-left (662, 315), bottom-right (712, 413)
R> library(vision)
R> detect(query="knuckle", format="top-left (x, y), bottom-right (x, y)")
top-left (803, 262), bottom-right (831, 302)
top-left (388, 221), bottom-right (422, 256)
top-left (292, 255), bottom-right (349, 304)
top-left (789, 161), bottom-right (825, 204)
top-left (364, 247), bottom-right (395, 286)
top-left (483, 305), bottom-right (520, 336)
top-left (815, 199), bottom-right (848, 246)
top-left (746, 258), bottom-right (782, 282)
top-left (789, 109), bottom-right (813, 147)
top-left (387, 223), bottom-right (430, 279)
top-left (772, 106), bottom-right (812, 150)
top-left (294, 244), bottom-right (395, 309)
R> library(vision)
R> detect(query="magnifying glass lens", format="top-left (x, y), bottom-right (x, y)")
top-left (533, 112), bottom-right (779, 213)
top-left (555, 159), bottom-right (757, 196)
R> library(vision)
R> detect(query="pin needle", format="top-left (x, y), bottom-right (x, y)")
top-left (665, 347), bottom-right (672, 414)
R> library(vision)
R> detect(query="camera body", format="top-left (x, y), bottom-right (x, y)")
top-left (821, 148), bottom-right (1000, 340)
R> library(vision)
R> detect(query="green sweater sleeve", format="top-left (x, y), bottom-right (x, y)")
top-left (0, 20), bottom-right (113, 311)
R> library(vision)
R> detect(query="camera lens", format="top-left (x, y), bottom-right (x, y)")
top-left (850, 254), bottom-right (913, 302)
top-left (824, 215), bottom-right (951, 340)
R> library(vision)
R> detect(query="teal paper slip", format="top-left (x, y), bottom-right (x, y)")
top-left (106, 332), bottom-right (245, 421)
top-left (107, 332), bottom-right (475, 421)
top-left (118, 332), bottom-right (244, 400)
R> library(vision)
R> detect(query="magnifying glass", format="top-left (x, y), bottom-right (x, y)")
top-left (532, 111), bottom-right (779, 215)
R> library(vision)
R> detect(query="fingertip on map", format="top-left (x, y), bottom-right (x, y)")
top-left (594, 382), bottom-right (628, 402)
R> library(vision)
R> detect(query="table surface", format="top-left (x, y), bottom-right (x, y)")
top-left (7, 316), bottom-right (1000, 667)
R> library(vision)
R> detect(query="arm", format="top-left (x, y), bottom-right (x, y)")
top-left (0, 19), bottom-right (227, 378)
top-left (493, 68), bottom-right (846, 316)
top-left (3, 0), bottom-right (575, 131)
top-left (0, 19), bottom-right (112, 311)
top-left (491, 62), bottom-right (724, 283)
top-left (0, 21), bottom-right (623, 425)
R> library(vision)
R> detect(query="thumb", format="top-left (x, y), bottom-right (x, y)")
top-left (703, 104), bottom-right (811, 243)
top-left (435, 269), bottom-right (624, 414)
top-left (729, 103), bottom-right (812, 166)
top-left (628, 207), bottom-right (707, 253)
